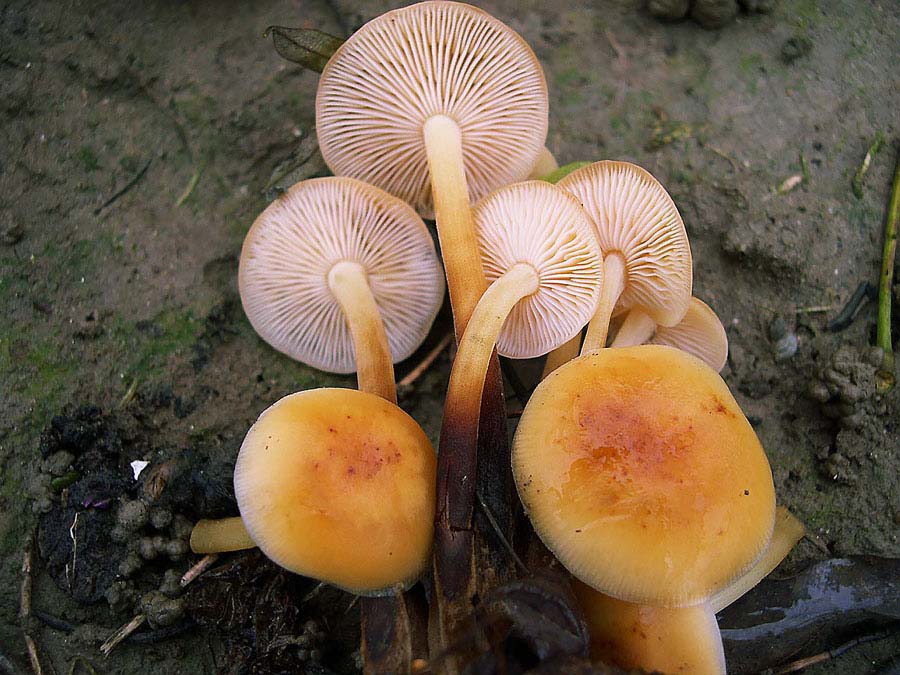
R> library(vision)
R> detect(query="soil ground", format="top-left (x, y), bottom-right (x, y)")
top-left (1, 0), bottom-right (898, 672)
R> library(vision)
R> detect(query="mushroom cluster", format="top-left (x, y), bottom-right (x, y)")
top-left (186, 3), bottom-right (798, 673)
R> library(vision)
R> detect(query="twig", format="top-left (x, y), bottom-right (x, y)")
top-left (66, 512), bottom-right (80, 591)
top-left (795, 305), bottom-right (833, 314)
top-left (852, 132), bottom-right (884, 199)
top-left (774, 627), bottom-right (896, 673)
top-left (876, 145), bottom-right (899, 391)
top-left (20, 547), bottom-right (32, 618)
top-left (116, 378), bottom-right (139, 409)
top-left (175, 164), bottom-right (203, 208)
top-left (100, 615), bottom-right (146, 657)
top-left (94, 159), bottom-right (152, 215)
top-left (24, 636), bottom-right (42, 675)
top-left (398, 334), bottom-right (453, 388)
top-left (824, 281), bottom-right (876, 332)
top-left (180, 554), bottom-right (218, 587)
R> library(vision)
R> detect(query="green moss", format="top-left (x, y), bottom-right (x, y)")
top-left (78, 146), bottom-right (100, 172)
top-left (738, 54), bottom-right (765, 95)
top-left (109, 309), bottom-right (201, 380)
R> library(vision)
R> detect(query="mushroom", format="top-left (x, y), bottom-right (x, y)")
top-left (238, 176), bottom-right (445, 399)
top-left (512, 345), bottom-right (776, 607)
top-left (572, 507), bottom-right (804, 674)
top-left (231, 388), bottom-right (436, 595)
top-left (611, 297), bottom-right (729, 371)
top-left (575, 583), bottom-right (726, 675)
top-left (434, 180), bottom-right (603, 644)
top-left (315, 0), bottom-right (548, 335)
top-left (527, 146), bottom-right (559, 180)
top-left (542, 161), bottom-right (692, 371)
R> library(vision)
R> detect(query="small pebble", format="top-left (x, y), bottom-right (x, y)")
top-left (118, 500), bottom-right (149, 531)
top-left (141, 591), bottom-right (184, 628)
top-left (138, 537), bottom-right (158, 560)
top-left (774, 333), bottom-right (798, 361)
top-left (119, 553), bottom-right (143, 577)
top-left (150, 507), bottom-right (173, 530)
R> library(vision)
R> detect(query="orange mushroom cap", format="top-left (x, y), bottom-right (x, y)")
top-left (316, 1), bottom-right (548, 217)
top-left (234, 388), bottom-right (436, 595)
top-left (558, 161), bottom-right (692, 328)
top-left (513, 345), bottom-right (775, 606)
top-left (239, 177), bottom-right (444, 374)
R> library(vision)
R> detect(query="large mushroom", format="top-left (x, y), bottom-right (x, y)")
top-left (434, 180), bottom-right (603, 651)
top-left (513, 345), bottom-right (776, 607)
top-left (316, 0), bottom-right (548, 335)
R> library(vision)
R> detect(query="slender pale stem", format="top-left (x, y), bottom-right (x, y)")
top-left (876, 150), bottom-right (899, 391)
top-left (328, 260), bottom-right (396, 402)
top-left (582, 253), bottom-right (627, 354)
top-left (190, 517), bottom-right (255, 553)
top-left (433, 263), bottom-right (539, 651)
top-left (541, 333), bottom-right (581, 379)
top-left (611, 308), bottom-right (656, 347)
top-left (424, 114), bottom-right (488, 338)
top-left (709, 506), bottom-right (805, 613)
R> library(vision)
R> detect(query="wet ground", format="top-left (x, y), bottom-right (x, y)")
top-left (1, 0), bottom-right (898, 672)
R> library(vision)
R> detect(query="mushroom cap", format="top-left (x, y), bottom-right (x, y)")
top-left (575, 581), bottom-right (725, 675)
top-left (512, 345), bottom-right (775, 606)
top-left (316, 1), bottom-right (548, 218)
top-left (239, 177), bottom-right (445, 374)
top-left (650, 297), bottom-right (728, 372)
top-left (558, 161), bottom-right (692, 327)
top-left (234, 388), bottom-right (436, 595)
top-left (473, 181), bottom-right (604, 358)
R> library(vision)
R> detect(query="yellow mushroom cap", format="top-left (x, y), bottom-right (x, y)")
top-left (473, 181), bottom-right (603, 358)
top-left (234, 388), bottom-right (436, 595)
top-left (574, 580), bottom-right (725, 675)
top-left (513, 345), bottom-right (775, 606)
top-left (239, 177), bottom-right (445, 374)
top-left (558, 161), bottom-right (692, 327)
top-left (650, 298), bottom-right (729, 372)
top-left (316, 1), bottom-right (548, 217)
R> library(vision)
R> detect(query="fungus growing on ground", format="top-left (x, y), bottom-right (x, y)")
top-left (542, 160), bottom-right (692, 374)
top-left (528, 147), bottom-right (559, 180)
top-left (316, 0), bottom-right (548, 335)
top-left (434, 180), bottom-right (603, 645)
top-left (238, 177), bottom-right (445, 399)
top-left (611, 297), bottom-right (729, 371)
top-left (513, 345), bottom-right (775, 607)
top-left (575, 583), bottom-right (726, 675)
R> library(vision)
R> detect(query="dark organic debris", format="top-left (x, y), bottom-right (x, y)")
top-left (780, 35), bottom-right (814, 64)
top-left (93, 158), bottom-right (152, 215)
top-left (719, 556), bottom-right (900, 674)
top-left (825, 281), bottom-right (876, 332)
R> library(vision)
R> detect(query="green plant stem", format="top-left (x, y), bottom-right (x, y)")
top-left (876, 145), bottom-right (899, 391)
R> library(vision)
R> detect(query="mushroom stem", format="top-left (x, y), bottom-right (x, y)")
top-left (434, 262), bottom-right (539, 644)
top-left (709, 506), bottom-right (804, 613)
top-left (610, 309), bottom-right (656, 347)
top-left (424, 114), bottom-right (489, 337)
top-left (328, 261), bottom-right (396, 402)
top-left (581, 253), bottom-right (627, 354)
top-left (540, 333), bottom-right (581, 379)
top-left (528, 146), bottom-right (559, 180)
top-left (190, 517), bottom-right (255, 554)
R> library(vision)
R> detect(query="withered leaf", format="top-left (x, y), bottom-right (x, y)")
top-left (264, 26), bottom-right (344, 73)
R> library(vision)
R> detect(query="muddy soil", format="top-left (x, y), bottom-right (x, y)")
top-left (1, 0), bottom-right (898, 672)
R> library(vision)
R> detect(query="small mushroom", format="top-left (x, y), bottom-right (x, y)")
top-left (611, 297), bottom-right (729, 371)
top-left (527, 147), bottom-right (559, 180)
top-left (239, 177), bottom-right (445, 400)
top-left (316, 0), bottom-right (548, 336)
top-left (513, 345), bottom-right (775, 607)
top-left (556, 160), bottom-right (693, 357)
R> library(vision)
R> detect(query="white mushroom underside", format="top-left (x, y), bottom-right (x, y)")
top-left (559, 161), bottom-right (692, 327)
top-left (239, 178), bottom-right (445, 373)
top-left (316, 1), bottom-right (548, 218)
top-left (650, 298), bottom-right (728, 372)
top-left (474, 181), bottom-right (603, 358)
